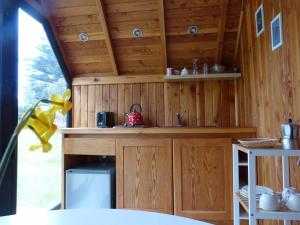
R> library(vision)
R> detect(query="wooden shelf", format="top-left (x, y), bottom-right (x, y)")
top-left (164, 73), bottom-right (241, 81)
top-left (72, 73), bottom-right (241, 85)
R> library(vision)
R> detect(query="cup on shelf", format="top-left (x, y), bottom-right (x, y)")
top-left (166, 68), bottom-right (173, 76)
top-left (202, 63), bottom-right (208, 74)
top-left (286, 192), bottom-right (300, 211)
top-left (259, 192), bottom-right (281, 211)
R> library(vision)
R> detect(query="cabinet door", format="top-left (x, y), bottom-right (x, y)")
top-left (116, 138), bottom-right (173, 214)
top-left (173, 138), bottom-right (232, 221)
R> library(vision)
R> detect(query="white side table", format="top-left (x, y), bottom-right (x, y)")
top-left (233, 144), bottom-right (300, 225)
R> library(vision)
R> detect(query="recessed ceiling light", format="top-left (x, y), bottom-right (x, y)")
top-left (79, 33), bottom-right (89, 42)
top-left (132, 28), bottom-right (143, 38)
top-left (187, 26), bottom-right (198, 35)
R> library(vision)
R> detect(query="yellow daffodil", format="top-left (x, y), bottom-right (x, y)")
top-left (50, 89), bottom-right (72, 115)
top-left (0, 89), bottom-right (72, 186)
top-left (26, 107), bottom-right (58, 153)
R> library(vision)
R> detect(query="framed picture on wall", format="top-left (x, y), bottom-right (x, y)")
top-left (271, 13), bottom-right (283, 51)
top-left (255, 4), bottom-right (265, 37)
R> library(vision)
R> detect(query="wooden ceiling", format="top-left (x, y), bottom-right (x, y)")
top-left (30, 0), bottom-right (242, 77)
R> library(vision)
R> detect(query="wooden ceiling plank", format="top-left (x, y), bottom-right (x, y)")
top-left (158, 0), bottom-right (167, 73)
top-left (40, 0), bottom-right (74, 77)
top-left (215, 0), bottom-right (229, 64)
top-left (95, 0), bottom-right (119, 75)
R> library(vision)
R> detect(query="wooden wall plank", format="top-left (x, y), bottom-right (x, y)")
top-left (73, 85), bottom-right (81, 127)
top-left (237, 2), bottom-right (300, 223)
top-left (80, 85), bottom-right (88, 127)
top-left (87, 85), bottom-right (96, 127)
top-left (72, 81), bottom-right (235, 128)
top-left (109, 84), bottom-right (118, 124)
top-left (140, 83), bottom-right (149, 126)
top-left (156, 83), bottom-right (165, 127)
top-left (95, 84), bottom-right (103, 117)
top-left (148, 83), bottom-right (157, 127)
top-left (102, 84), bottom-right (110, 112)
top-left (117, 84), bottom-right (125, 124)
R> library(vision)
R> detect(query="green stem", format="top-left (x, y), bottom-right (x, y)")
top-left (0, 100), bottom-right (43, 186)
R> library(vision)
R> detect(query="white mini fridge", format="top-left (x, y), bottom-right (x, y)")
top-left (65, 164), bottom-right (115, 209)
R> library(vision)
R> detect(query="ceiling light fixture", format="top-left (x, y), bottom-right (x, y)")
top-left (79, 33), bottom-right (89, 42)
top-left (132, 28), bottom-right (143, 38)
top-left (187, 26), bottom-right (198, 35)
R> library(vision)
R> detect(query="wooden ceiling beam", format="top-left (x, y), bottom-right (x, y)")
top-left (215, 0), bottom-right (229, 64)
top-left (24, 0), bottom-right (47, 17)
top-left (158, 0), bottom-right (167, 74)
top-left (95, 0), bottom-right (119, 76)
top-left (234, 0), bottom-right (247, 65)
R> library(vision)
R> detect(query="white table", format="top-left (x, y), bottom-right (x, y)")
top-left (0, 209), bottom-right (212, 225)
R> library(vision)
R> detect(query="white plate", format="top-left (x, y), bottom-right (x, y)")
top-left (240, 185), bottom-right (273, 198)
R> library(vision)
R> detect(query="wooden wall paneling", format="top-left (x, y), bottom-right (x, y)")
top-left (72, 80), bottom-right (234, 128)
top-left (95, 0), bottom-right (118, 75)
top-left (180, 82), bottom-right (197, 127)
top-left (156, 83), bottom-right (165, 127)
top-left (132, 83), bottom-right (141, 105)
top-left (102, 84), bottom-right (110, 112)
top-left (73, 85), bottom-right (81, 127)
top-left (95, 84), bottom-right (103, 118)
top-left (237, 2), bottom-right (300, 224)
top-left (80, 85), bottom-right (88, 127)
top-left (215, 0), bottom-right (229, 63)
top-left (204, 82), bottom-right (214, 126)
top-left (87, 85), bottom-right (96, 127)
top-left (109, 84), bottom-right (118, 124)
top-left (228, 80), bottom-right (236, 127)
top-left (117, 84), bottom-right (125, 124)
top-left (164, 83), bottom-right (180, 126)
top-left (221, 81), bottom-right (230, 127)
top-left (148, 83), bottom-right (157, 127)
top-left (124, 84), bottom-right (133, 114)
top-left (140, 83), bottom-right (149, 126)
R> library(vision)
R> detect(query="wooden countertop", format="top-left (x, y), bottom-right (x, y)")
top-left (61, 127), bottom-right (256, 135)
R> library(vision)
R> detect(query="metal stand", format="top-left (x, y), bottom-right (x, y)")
top-left (233, 144), bottom-right (300, 225)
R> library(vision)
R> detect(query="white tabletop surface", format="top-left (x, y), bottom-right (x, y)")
top-left (0, 209), bottom-right (212, 225)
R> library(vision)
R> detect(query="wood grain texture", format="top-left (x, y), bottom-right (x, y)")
top-left (237, 1), bottom-right (300, 225)
top-left (34, 0), bottom-right (243, 76)
top-left (72, 81), bottom-right (236, 128)
top-left (95, 0), bottom-right (119, 75)
top-left (116, 138), bottom-right (173, 214)
top-left (64, 137), bottom-right (116, 155)
top-left (173, 138), bottom-right (232, 222)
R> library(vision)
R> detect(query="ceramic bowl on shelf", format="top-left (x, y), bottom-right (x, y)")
top-left (238, 138), bottom-right (278, 148)
top-left (211, 64), bottom-right (225, 73)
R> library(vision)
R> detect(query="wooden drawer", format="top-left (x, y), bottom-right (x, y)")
top-left (64, 138), bottom-right (116, 155)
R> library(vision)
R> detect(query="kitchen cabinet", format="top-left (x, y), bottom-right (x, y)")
top-left (116, 138), bottom-right (173, 214)
top-left (173, 138), bottom-right (233, 223)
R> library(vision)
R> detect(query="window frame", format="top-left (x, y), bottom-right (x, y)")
top-left (0, 0), bottom-right (71, 215)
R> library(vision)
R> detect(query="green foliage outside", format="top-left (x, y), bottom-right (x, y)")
top-left (18, 36), bottom-right (66, 210)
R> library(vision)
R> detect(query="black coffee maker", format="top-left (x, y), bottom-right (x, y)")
top-left (97, 112), bottom-right (115, 128)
